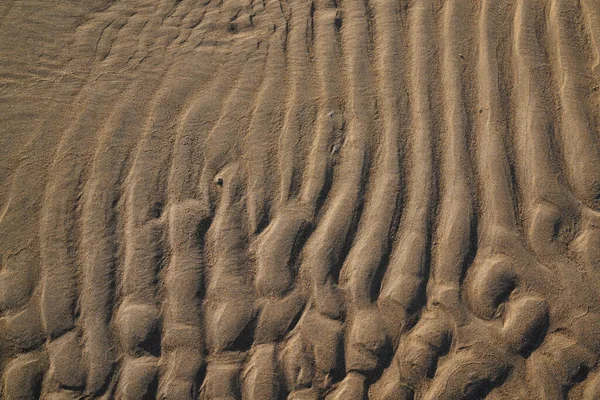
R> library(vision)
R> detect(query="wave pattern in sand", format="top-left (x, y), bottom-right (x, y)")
top-left (2, 0), bottom-right (600, 398)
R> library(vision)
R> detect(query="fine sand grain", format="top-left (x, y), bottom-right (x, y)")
top-left (2, 0), bottom-right (600, 399)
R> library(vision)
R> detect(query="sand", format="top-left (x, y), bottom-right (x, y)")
top-left (1, 0), bottom-right (600, 398)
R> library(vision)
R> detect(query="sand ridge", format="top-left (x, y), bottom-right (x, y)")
top-left (1, 0), bottom-right (600, 398)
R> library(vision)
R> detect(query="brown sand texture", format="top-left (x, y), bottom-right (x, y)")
top-left (2, 0), bottom-right (600, 398)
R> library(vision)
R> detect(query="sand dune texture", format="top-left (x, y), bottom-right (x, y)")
top-left (2, 0), bottom-right (600, 398)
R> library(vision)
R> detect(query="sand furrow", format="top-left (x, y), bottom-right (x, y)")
top-left (40, 0), bottom-right (163, 351)
top-left (378, 0), bottom-right (438, 343)
top-left (0, 7), bottom-right (126, 323)
top-left (475, 0), bottom-right (519, 240)
top-left (113, 7), bottom-right (234, 394)
top-left (159, 200), bottom-right (209, 398)
top-left (201, 163), bottom-right (255, 399)
top-left (157, 18), bottom-right (257, 394)
top-left (276, 0), bottom-right (316, 207)
top-left (195, 38), bottom-right (268, 214)
top-left (0, 5), bottom-right (159, 396)
top-left (39, 80), bottom-right (128, 342)
top-left (297, 7), bottom-right (343, 207)
top-left (243, 0), bottom-right (287, 237)
top-left (333, 0), bottom-right (405, 393)
top-left (300, 0), bottom-right (377, 323)
top-left (251, 0), bottom-right (345, 310)
top-left (82, 7), bottom-right (222, 394)
top-left (80, 100), bottom-right (152, 396)
top-left (277, 0), bottom-right (379, 395)
top-left (549, 0), bottom-right (600, 206)
top-left (249, 7), bottom-right (345, 395)
top-left (159, 10), bottom-right (228, 397)
top-left (512, 0), bottom-right (577, 258)
top-left (428, 0), bottom-right (477, 311)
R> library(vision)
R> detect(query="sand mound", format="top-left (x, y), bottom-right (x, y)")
top-left (2, 0), bottom-right (600, 398)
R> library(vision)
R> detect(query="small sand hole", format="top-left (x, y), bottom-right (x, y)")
top-left (334, 16), bottom-right (342, 30)
top-left (150, 201), bottom-right (163, 219)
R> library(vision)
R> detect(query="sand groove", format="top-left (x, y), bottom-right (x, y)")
top-left (3, 0), bottom-right (600, 399)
